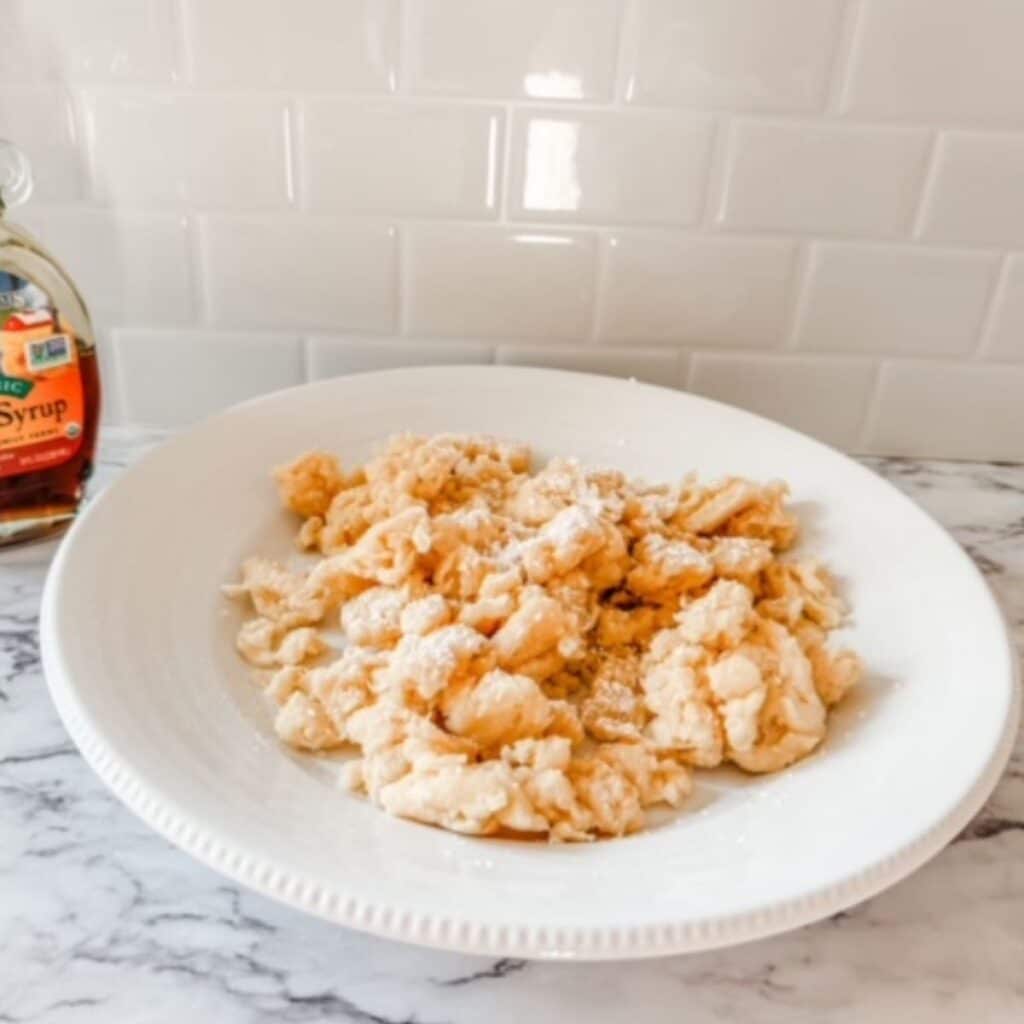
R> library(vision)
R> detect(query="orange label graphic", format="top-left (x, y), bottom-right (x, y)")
top-left (0, 324), bottom-right (84, 478)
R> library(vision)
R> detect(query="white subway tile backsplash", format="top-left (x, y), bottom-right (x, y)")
top-left (509, 110), bottom-right (714, 226)
top-left (0, 88), bottom-right (82, 201)
top-left (86, 93), bottom-right (290, 209)
top-left (1, 0), bottom-right (1021, 459)
top-left (623, 0), bottom-right (843, 111)
top-left (689, 352), bottom-right (875, 450)
top-left (94, 329), bottom-right (125, 426)
top-left (182, 0), bottom-right (398, 91)
top-left (846, 0), bottom-right (1024, 124)
top-left (404, 0), bottom-right (621, 100)
top-left (918, 133), bottom-right (1024, 247)
top-left (115, 329), bottom-right (303, 428)
top-left (0, 0), bottom-right (178, 83)
top-left (497, 344), bottom-right (682, 386)
top-left (309, 337), bottom-right (493, 378)
top-left (868, 361), bottom-right (1024, 461)
top-left (15, 207), bottom-right (195, 326)
top-left (201, 217), bottom-right (397, 332)
top-left (406, 226), bottom-right (596, 339)
top-left (797, 244), bottom-right (998, 357)
top-left (720, 121), bottom-right (931, 236)
top-left (985, 257), bottom-right (1024, 361)
top-left (301, 100), bottom-right (502, 218)
top-left (794, 242), bottom-right (995, 356)
top-left (598, 234), bottom-right (796, 348)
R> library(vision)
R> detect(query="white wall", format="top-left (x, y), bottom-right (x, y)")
top-left (3, 0), bottom-right (1023, 459)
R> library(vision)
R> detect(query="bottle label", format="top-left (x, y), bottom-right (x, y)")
top-left (0, 271), bottom-right (84, 479)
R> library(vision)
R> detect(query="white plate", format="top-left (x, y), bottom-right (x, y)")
top-left (42, 367), bottom-right (1019, 960)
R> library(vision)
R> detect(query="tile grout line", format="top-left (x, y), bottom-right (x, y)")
top-left (53, 80), bottom-right (1024, 135)
top-left (610, 0), bottom-right (634, 106)
top-left (26, 191), bottom-right (1020, 256)
top-left (781, 242), bottom-right (813, 349)
top-left (103, 326), bottom-right (132, 425)
top-left (299, 334), bottom-right (313, 382)
top-left (855, 359), bottom-right (887, 453)
top-left (396, 225), bottom-right (411, 336)
top-left (971, 252), bottom-right (1011, 360)
top-left (169, 0), bottom-right (191, 85)
top-left (699, 115), bottom-right (730, 228)
top-left (393, 0), bottom-right (408, 95)
top-left (73, 85), bottom-right (108, 205)
top-left (909, 132), bottom-right (942, 239)
top-left (682, 348), bottom-right (699, 390)
top-left (587, 233), bottom-right (610, 343)
top-left (674, 348), bottom-right (690, 390)
top-left (485, 110), bottom-right (502, 218)
top-left (65, 85), bottom-right (96, 202)
top-left (824, 0), bottom-right (865, 115)
top-left (497, 104), bottom-right (514, 224)
top-left (283, 99), bottom-right (299, 209)
top-left (187, 213), bottom-right (209, 326)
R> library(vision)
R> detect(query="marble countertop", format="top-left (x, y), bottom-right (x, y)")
top-left (2, 428), bottom-right (1022, 1023)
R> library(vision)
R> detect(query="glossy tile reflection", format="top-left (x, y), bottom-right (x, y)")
top-left (301, 100), bottom-right (503, 217)
top-left (521, 118), bottom-right (581, 213)
top-left (406, 225), bottom-right (595, 338)
top-left (511, 110), bottom-right (714, 224)
top-left (405, 0), bottom-right (621, 99)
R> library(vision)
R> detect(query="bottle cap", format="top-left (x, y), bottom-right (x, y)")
top-left (0, 140), bottom-right (33, 211)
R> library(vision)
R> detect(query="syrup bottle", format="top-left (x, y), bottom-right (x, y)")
top-left (0, 140), bottom-right (100, 546)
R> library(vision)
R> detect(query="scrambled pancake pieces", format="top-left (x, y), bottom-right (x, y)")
top-left (225, 434), bottom-right (861, 841)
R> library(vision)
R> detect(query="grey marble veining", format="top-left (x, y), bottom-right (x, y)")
top-left (1, 431), bottom-right (1022, 1023)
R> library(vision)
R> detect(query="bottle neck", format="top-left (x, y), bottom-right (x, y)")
top-left (0, 141), bottom-right (33, 214)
